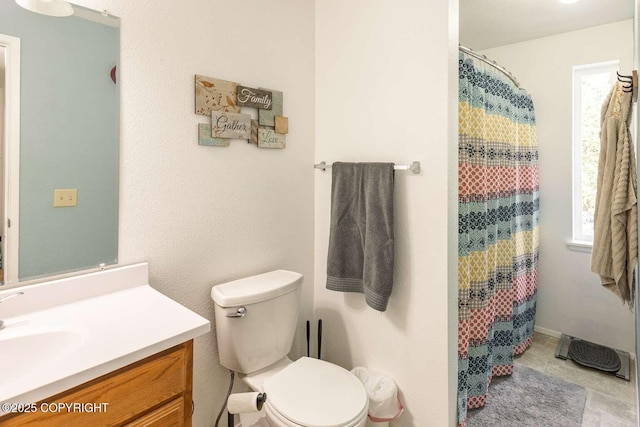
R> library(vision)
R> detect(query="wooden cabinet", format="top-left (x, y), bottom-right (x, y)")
top-left (125, 398), bottom-right (184, 427)
top-left (1, 341), bottom-right (193, 427)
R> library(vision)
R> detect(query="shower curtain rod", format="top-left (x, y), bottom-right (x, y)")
top-left (459, 45), bottom-right (521, 89)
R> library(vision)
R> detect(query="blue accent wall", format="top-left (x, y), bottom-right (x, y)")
top-left (0, 1), bottom-right (119, 280)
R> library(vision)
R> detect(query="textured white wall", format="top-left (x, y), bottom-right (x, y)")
top-left (480, 20), bottom-right (635, 353)
top-left (73, 1), bottom-right (315, 425)
top-left (315, 1), bottom-right (458, 426)
top-left (0, 78), bottom-right (4, 231)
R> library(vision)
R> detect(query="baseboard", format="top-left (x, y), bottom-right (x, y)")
top-left (533, 325), bottom-right (636, 361)
top-left (533, 325), bottom-right (562, 339)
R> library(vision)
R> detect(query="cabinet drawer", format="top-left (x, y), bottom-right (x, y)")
top-left (125, 398), bottom-right (184, 427)
top-left (1, 342), bottom-right (192, 427)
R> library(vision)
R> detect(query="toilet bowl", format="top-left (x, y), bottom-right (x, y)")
top-left (253, 357), bottom-right (368, 427)
top-left (211, 270), bottom-right (369, 427)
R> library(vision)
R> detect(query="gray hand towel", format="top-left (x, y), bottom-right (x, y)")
top-left (326, 162), bottom-right (394, 311)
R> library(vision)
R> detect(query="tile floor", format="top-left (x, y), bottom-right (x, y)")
top-left (516, 332), bottom-right (637, 427)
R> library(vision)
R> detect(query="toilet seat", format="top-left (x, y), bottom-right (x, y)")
top-left (263, 357), bottom-right (369, 427)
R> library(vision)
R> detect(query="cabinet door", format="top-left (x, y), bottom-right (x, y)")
top-left (1, 341), bottom-right (193, 427)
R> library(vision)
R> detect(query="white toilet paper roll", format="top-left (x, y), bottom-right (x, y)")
top-left (227, 392), bottom-right (263, 414)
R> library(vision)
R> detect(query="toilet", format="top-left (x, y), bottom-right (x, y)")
top-left (211, 270), bottom-right (368, 427)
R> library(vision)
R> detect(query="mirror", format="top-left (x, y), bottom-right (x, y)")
top-left (0, 1), bottom-right (119, 285)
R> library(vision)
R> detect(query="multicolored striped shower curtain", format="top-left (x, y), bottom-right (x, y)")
top-left (457, 51), bottom-right (539, 427)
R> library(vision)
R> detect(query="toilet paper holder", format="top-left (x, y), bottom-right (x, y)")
top-left (226, 392), bottom-right (267, 427)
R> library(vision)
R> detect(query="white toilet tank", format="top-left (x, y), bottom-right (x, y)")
top-left (211, 270), bottom-right (302, 374)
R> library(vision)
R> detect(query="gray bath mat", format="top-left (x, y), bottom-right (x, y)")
top-left (467, 363), bottom-right (587, 427)
top-left (568, 339), bottom-right (621, 372)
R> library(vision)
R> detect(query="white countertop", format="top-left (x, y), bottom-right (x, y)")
top-left (0, 263), bottom-right (210, 405)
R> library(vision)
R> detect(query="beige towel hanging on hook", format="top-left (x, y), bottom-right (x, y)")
top-left (591, 81), bottom-right (637, 308)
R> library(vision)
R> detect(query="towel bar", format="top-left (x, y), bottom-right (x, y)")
top-left (314, 161), bottom-right (421, 174)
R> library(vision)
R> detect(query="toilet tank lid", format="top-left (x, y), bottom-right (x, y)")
top-left (211, 270), bottom-right (303, 307)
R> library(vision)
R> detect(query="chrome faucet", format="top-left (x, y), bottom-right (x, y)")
top-left (0, 292), bottom-right (24, 330)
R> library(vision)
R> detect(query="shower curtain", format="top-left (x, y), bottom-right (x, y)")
top-left (457, 51), bottom-right (539, 427)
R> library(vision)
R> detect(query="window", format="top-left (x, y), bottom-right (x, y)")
top-left (571, 61), bottom-right (619, 245)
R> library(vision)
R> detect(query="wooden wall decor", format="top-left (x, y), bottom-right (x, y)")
top-left (211, 111), bottom-right (251, 139)
top-left (250, 120), bottom-right (259, 144)
top-left (195, 75), bottom-right (288, 149)
top-left (195, 75), bottom-right (240, 115)
top-left (236, 86), bottom-right (273, 110)
top-left (198, 124), bottom-right (230, 147)
top-left (275, 116), bottom-right (289, 134)
top-left (258, 128), bottom-right (286, 149)
top-left (259, 89), bottom-right (283, 127)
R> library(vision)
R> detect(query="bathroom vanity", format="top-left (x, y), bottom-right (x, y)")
top-left (1, 341), bottom-right (193, 426)
top-left (0, 263), bottom-right (209, 426)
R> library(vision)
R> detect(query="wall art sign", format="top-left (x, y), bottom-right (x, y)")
top-left (258, 128), bottom-right (286, 149)
top-left (194, 74), bottom-right (287, 149)
top-left (211, 111), bottom-right (251, 139)
top-left (195, 75), bottom-right (240, 115)
top-left (236, 86), bottom-right (273, 110)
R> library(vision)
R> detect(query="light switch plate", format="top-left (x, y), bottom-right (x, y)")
top-left (54, 189), bottom-right (78, 207)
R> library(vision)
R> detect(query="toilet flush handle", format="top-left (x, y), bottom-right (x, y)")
top-left (226, 306), bottom-right (247, 318)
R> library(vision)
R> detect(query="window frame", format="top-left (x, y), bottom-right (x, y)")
top-left (570, 60), bottom-right (619, 247)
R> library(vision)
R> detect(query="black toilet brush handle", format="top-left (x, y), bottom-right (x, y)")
top-left (317, 319), bottom-right (322, 360)
top-left (306, 320), bottom-right (310, 357)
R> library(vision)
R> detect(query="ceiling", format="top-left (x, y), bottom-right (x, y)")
top-left (460, 0), bottom-right (634, 50)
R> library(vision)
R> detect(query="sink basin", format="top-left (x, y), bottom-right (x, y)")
top-left (0, 327), bottom-right (88, 385)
